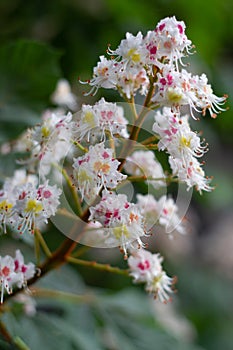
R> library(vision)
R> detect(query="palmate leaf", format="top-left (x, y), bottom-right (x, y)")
top-left (0, 239), bottom-right (201, 350)
top-left (0, 39), bottom-right (62, 142)
top-left (2, 261), bottom-right (203, 350)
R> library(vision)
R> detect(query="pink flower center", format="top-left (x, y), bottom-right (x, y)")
top-left (21, 265), bottom-right (27, 273)
top-left (158, 23), bottom-right (165, 31)
top-left (1, 266), bottom-right (10, 277)
top-left (137, 260), bottom-right (150, 271)
top-left (160, 78), bottom-right (167, 86)
top-left (187, 167), bottom-right (192, 177)
top-left (102, 151), bottom-right (110, 159)
top-left (43, 190), bottom-right (52, 199)
top-left (19, 191), bottom-right (27, 200)
top-left (14, 260), bottom-right (19, 271)
top-left (177, 24), bottom-right (183, 34)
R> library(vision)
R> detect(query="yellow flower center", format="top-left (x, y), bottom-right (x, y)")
top-left (127, 48), bottom-right (141, 63)
top-left (83, 111), bottom-right (96, 127)
top-left (113, 225), bottom-right (130, 239)
top-left (167, 88), bottom-right (183, 103)
top-left (25, 199), bottom-right (43, 213)
top-left (41, 126), bottom-right (51, 138)
top-left (78, 169), bottom-right (92, 183)
top-left (180, 136), bottom-right (191, 148)
top-left (0, 200), bottom-right (13, 212)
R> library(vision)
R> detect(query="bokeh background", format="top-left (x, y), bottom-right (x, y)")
top-left (0, 1), bottom-right (233, 349)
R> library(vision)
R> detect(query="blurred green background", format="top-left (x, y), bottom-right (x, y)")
top-left (0, 0), bottom-right (233, 349)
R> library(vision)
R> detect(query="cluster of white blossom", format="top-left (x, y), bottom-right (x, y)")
top-left (75, 98), bottom-right (129, 142)
top-left (136, 194), bottom-right (186, 235)
top-left (80, 15), bottom-right (226, 301)
top-left (84, 16), bottom-right (226, 118)
top-left (0, 16), bottom-right (227, 304)
top-left (0, 250), bottom-right (36, 303)
top-left (0, 169), bottom-right (61, 234)
top-left (73, 143), bottom-right (127, 201)
top-left (153, 107), bottom-right (211, 192)
top-left (128, 248), bottom-right (175, 303)
top-left (89, 190), bottom-right (146, 257)
top-left (23, 110), bottom-right (73, 176)
top-left (124, 150), bottom-right (166, 189)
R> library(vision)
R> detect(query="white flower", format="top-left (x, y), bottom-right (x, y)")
top-left (128, 248), bottom-right (163, 283)
top-left (73, 143), bottom-right (127, 201)
top-left (137, 194), bottom-right (185, 235)
top-left (156, 195), bottom-right (186, 235)
top-left (108, 32), bottom-right (146, 67)
top-left (155, 16), bottom-right (193, 65)
top-left (26, 110), bottom-right (73, 175)
top-left (51, 79), bottom-right (78, 111)
top-left (128, 248), bottom-right (175, 303)
top-left (3, 169), bottom-right (38, 192)
top-left (143, 30), bottom-right (162, 69)
top-left (136, 194), bottom-right (160, 229)
top-left (153, 68), bottom-right (198, 116)
top-left (0, 170), bottom-right (39, 234)
top-left (169, 156), bottom-right (212, 193)
top-left (14, 250), bottom-right (36, 288)
top-left (82, 56), bottom-right (117, 95)
top-left (153, 68), bottom-right (226, 119)
top-left (191, 73), bottom-right (227, 118)
top-left (146, 271), bottom-right (175, 303)
top-left (0, 193), bottom-right (17, 234)
top-left (124, 150), bottom-right (165, 189)
top-left (0, 251), bottom-right (36, 303)
top-left (153, 107), bottom-right (207, 164)
top-left (0, 255), bottom-right (18, 303)
top-left (75, 98), bottom-right (128, 142)
top-left (116, 65), bottom-right (149, 99)
top-left (89, 190), bottom-right (146, 257)
top-left (15, 181), bottom-right (61, 234)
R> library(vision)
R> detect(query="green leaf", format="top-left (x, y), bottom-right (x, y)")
top-left (0, 40), bottom-right (62, 142)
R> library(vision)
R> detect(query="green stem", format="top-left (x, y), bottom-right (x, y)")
top-left (13, 337), bottom-right (30, 350)
top-left (141, 135), bottom-right (159, 145)
top-left (60, 167), bottom-right (82, 216)
top-left (35, 229), bottom-right (52, 258)
top-left (71, 139), bottom-right (88, 152)
top-left (118, 81), bottom-right (156, 171)
top-left (133, 144), bottom-right (158, 150)
top-left (67, 256), bottom-right (129, 276)
top-left (31, 287), bottom-right (95, 304)
top-left (71, 245), bottom-right (90, 258)
top-left (0, 320), bottom-right (13, 344)
top-left (34, 233), bottom-right (40, 265)
top-left (129, 97), bottom-right (138, 122)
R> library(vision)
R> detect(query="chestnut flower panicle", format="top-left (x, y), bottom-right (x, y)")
top-left (84, 16), bottom-right (226, 119)
top-left (0, 16), bottom-right (227, 308)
